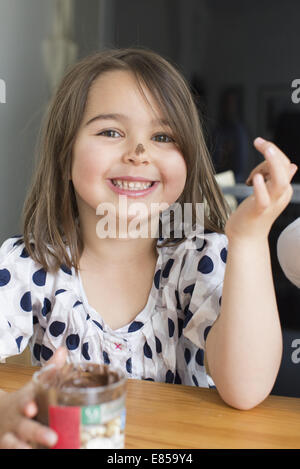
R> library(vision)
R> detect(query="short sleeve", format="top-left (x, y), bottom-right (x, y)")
top-left (178, 231), bottom-right (228, 350)
top-left (0, 236), bottom-right (34, 360)
top-left (277, 218), bottom-right (300, 288)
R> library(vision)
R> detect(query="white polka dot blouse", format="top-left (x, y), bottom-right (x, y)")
top-left (0, 226), bottom-right (227, 388)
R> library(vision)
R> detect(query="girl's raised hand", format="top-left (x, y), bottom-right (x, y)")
top-left (225, 137), bottom-right (298, 241)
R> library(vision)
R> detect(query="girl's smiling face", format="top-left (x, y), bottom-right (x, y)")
top-left (71, 69), bottom-right (187, 229)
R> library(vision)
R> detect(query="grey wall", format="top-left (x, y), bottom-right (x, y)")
top-left (112, 0), bottom-right (181, 67)
top-left (0, 0), bottom-right (54, 244)
top-left (74, 0), bottom-right (100, 57)
top-left (0, 0), bottom-right (101, 245)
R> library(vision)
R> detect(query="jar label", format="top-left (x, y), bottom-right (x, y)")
top-left (49, 406), bottom-right (80, 449)
top-left (49, 396), bottom-right (126, 449)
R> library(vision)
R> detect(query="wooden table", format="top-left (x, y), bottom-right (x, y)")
top-left (1, 363), bottom-right (300, 449)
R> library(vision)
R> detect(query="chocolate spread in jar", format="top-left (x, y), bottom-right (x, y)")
top-left (61, 366), bottom-right (119, 389)
top-left (33, 363), bottom-right (126, 449)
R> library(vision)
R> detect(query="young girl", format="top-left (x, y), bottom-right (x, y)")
top-left (0, 47), bottom-right (297, 449)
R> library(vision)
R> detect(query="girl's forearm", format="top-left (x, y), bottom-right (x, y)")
top-left (206, 237), bottom-right (282, 410)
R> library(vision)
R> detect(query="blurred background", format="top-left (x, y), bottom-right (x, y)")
top-left (0, 0), bottom-right (300, 396)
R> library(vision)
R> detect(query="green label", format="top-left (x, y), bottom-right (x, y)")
top-left (80, 396), bottom-right (125, 426)
top-left (81, 405), bottom-right (101, 425)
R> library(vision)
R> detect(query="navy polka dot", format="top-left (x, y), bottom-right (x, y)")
top-left (103, 351), bottom-right (110, 364)
top-left (183, 308), bottom-right (193, 328)
top-left (195, 348), bottom-right (204, 366)
top-left (73, 300), bottom-right (82, 307)
top-left (220, 247), bottom-right (227, 263)
top-left (49, 321), bottom-right (66, 337)
top-left (204, 326), bottom-right (211, 342)
top-left (33, 343), bottom-right (41, 361)
top-left (20, 247), bottom-right (29, 258)
top-left (13, 238), bottom-right (23, 247)
top-left (198, 255), bottom-right (214, 274)
top-left (126, 357), bottom-right (132, 374)
top-left (82, 342), bottom-right (90, 360)
top-left (183, 284), bottom-right (195, 295)
top-left (7, 320), bottom-right (11, 328)
top-left (16, 336), bottom-right (23, 352)
top-left (143, 341), bottom-right (152, 359)
top-left (175, 290), bottom-right (181, 310)
top-left (162, 258), bottom-right (174, 278)
top-left (41, 345), bottom-right (53, 361)
top-left (192, 375), bottom-right (199, 386)
top-left (66, 334), bottom-right (80, 350)
top-left (143, 377), bottom-right (154, 381)
top-left (165, 370), bottom-right (174, 383)
top-left (184, 348), bottom-right (191, 364)
top-left (219, 296), bottom-right (222, 306)
top-left (20, 291), bottom-right (32, 312)
top-left (177, 318), bottom-right (183, 338)
top-left (128, 321), bottom-right (144, 333)
top-left (32, 268), bottom-right (47, 286)
top-left (33, 315), bottom-right (38, 325)
top-left (0, 269), bottom-right (11, 286)
top-left (55, 289), bottom-right (66, 295)
top-left (60, 264), bottom-right (72, 275)
top-left (168, 318), bottom-right (175, 338)
top-left (92, 319), bottom-right (103, 330)
top-left (155, 336), bottom-right (162, 353)
top-left (154, 269), bottom-right (161, 289)
top-left (41, 298), bottom-right (51, 316)
top-left (175, 370), bottom-right (182, 384)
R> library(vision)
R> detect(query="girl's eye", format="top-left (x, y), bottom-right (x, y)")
top-left (153, 134), bottom-right (175, 143)
top-left (96, 130), bottom-right (121, 138)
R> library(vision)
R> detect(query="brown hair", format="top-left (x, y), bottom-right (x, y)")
top-left (22, 47), bottom-right (230, 273)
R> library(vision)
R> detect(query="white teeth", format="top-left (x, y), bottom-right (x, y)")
top-left (111, 179), bottom-right (153, 190)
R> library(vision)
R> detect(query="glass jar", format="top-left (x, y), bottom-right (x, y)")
top-left (32, 362), bottom-right (127, 449)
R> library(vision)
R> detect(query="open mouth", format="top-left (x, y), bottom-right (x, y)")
top-left (110, 179), bottom-right (155, 190)
top-left (107, 178), bottom-right (159, 197)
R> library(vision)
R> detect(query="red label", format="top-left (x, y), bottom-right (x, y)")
top-left (49, 406), bottom-right (80, 449)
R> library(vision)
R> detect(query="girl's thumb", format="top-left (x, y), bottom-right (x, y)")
top-left (48, 347), bottom-right (68, 368)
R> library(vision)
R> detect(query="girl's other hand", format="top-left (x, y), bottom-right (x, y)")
top-left (0, 347), bottom-right (67, 449)
top-left (245, 157), bottom-right (298, 187)
top-left (0, 381), bottom-right (57, 449)
top-left (225, 137), bottom-right (298, 241)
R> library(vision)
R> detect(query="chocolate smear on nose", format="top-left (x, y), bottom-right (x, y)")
top-left (135, 143), bottom-right (145, 155)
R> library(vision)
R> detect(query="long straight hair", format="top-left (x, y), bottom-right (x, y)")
top-left (22, 47), bottom-right (230, 273)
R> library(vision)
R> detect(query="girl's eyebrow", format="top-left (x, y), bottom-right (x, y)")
top-left (85, 113), bottom-right (126, 126)
top-left (85, 112), bottom-right (170, 127)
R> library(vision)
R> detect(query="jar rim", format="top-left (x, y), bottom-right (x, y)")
top-left (32, 362), bottom-right (127, 394)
